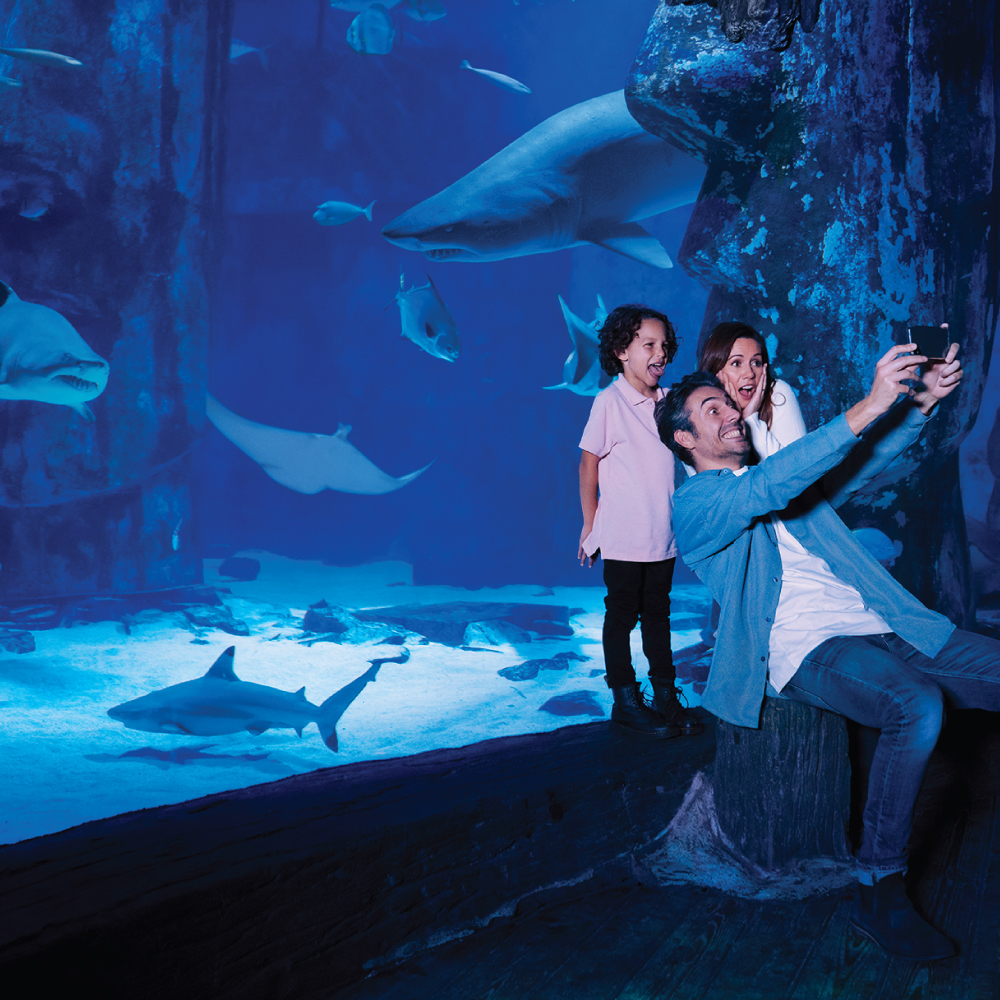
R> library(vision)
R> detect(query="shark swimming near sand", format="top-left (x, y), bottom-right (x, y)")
top-left (107, 646), bottom-right (403, 752)
top-left (0, 281), bottom-right (109, 419)
top-left (206, 394), bottom-right (431, 494)
top-left (382, 90), bottom-right (706, 268)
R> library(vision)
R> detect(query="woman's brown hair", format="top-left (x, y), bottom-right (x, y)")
top-left (698, 322), bottom-right (778, 428)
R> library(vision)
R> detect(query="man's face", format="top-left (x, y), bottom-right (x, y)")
top-left (675, 386), bottom-right (750, 470)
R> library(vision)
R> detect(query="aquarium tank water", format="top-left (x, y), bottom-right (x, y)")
top-left (0, 0), bottom-right (997, 846)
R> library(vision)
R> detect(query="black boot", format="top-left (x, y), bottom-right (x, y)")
top-left (610, 683), bottom-right (679, 739)
top-left (650, 678), bottom-right (704, 736)
top-left (849, 872), bottom-right (955, 961)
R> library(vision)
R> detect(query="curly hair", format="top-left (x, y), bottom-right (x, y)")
top-left (598, 304), bottom-right (678, 377)
top-left (654, 371), bottom-right (725, 467)
top-left (698, 322), bottom-right (779, 428)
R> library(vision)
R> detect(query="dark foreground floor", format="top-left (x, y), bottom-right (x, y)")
top-left (339, 723), bottom-right (1000, 1000)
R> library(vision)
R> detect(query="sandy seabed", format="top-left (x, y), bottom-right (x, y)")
top-left (0, 551), bottom-right (710, 846)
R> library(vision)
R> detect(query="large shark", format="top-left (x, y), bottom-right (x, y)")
top-left (107, 645), bottom-right (402, 752)
top-left (545, 294), bottom-right (611, 396)
top-left (382, 91), bottom-right (706, 269)
top-left (0, 281), bottom-right (109, 419)
top-left (206, 394), bottom-right (431, 494)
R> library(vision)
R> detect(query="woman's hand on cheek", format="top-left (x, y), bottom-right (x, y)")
top-left (718, 369), bottom-right (741, 410)
top-left (743, 363), bottom-right (767, 418)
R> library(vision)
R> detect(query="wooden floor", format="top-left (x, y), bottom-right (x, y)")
top-left (336, 718), bottom-right (1000, 1000)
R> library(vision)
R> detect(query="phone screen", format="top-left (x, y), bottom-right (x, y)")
top-left (907, 325), bottom-right (949, 360)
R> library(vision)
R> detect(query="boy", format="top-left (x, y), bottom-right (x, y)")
top-left (578, 304), bottom-right (702, 738)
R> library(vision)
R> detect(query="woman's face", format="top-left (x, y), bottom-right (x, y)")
top-left (721, 337), bottom-right (765, 407)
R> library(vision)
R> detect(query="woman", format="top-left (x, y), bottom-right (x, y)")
top-left (698, 322), bottom-right (806, 460)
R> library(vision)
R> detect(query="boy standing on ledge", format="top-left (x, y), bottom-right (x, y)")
top-left (578, 304), bottom-right (702, 740)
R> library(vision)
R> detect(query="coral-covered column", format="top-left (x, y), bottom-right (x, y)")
top-left (627, 0), bottom-right (999, 625)
top-left (0, 0), bottom-right (232, 597)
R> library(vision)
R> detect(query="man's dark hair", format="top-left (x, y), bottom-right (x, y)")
top-left (655, 371), bottom-right (725, 467)
top-left (598, 304), bottom-right (678, 376)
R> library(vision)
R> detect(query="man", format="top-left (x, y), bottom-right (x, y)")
top-left (655, 342), bottom-right (996, 961)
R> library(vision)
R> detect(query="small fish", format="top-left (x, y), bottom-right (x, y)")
top-left (347, 4), bottom-right (396, 55)
top-left (401, 0), bottom-right (446, 21)
top-left (460, 59), bottom-right (531, 95)
top-left (313, 199), bottom-right (375, 226)
top-left (0, 75), bottom-right (21, 88)
top-left (0, 47), bottom-right (83, 68)
top-left (172, 518), bottom-right (183, 552)
top-left (230, 39), bottom-right (269, 69)
top-left (394, 273), bottom-right (460, 362)
top-left (545, 294), bottom-right (611, 396)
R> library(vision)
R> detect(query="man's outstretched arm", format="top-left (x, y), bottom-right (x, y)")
top-left (674, 344), bottom-right (929, 561)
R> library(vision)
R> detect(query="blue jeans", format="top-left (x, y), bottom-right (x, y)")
top-left (781, 628), bottom-right (1000, 877)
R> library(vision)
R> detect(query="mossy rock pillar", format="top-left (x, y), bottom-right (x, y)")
top-left (714, 699), bottom-right (852, 868)
top-left (0, 0), bottom-right (233, 598)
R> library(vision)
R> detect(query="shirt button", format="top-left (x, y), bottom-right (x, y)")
top-left (772, 577), bottom-right (779, 583)
top-left (765, 617), bottom-right (771, 622)
top-left (760, 656), bottom-right (766, 661)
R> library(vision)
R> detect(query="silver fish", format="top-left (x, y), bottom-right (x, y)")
top-left (0, 47), bottom-right (83, 68)
top-left (394, 273), bottom-right (460, 362)
top-left (313, 199), bottom-right (375, 225)
top-left (460, 59), bottom-right (531, 94)
top-left (347, 4), bottom-right (396, 55)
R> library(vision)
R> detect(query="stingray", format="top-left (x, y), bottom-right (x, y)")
top-left (205, 394), bottom-right (430, 494)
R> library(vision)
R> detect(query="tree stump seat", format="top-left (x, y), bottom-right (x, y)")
top-left (714, 698), bottom-right (852, 869)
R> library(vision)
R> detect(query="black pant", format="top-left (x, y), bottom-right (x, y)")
top-left (602, 558), bottom-right (675, 688)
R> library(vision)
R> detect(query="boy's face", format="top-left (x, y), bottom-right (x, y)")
top-left (616, 318), bottom-right (669, 396)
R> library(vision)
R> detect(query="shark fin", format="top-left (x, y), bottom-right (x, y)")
top-left (71, 402), bottom-right (96, 421)
top-left (294, 726), bottom-right (303, 737)
top-left (585, 222), bottom-right (673, 269)
top-left (247, 723), bottom-right (270, 735)
top-left (335, 423), bottom-right (352, 440)
top-left (543, 383), bottom-right (569, 391)
top-left (295, 686), bottom-right (307, 699)
top-left (205, 646), bottom-right (239, 681)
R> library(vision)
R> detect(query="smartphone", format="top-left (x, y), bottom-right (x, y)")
top-left (906, 325), bottom-right (950, 360)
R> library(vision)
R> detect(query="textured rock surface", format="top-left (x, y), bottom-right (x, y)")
top-left (627, 0), bottom-right (999, 625)
top-left (0, 720), bottom-right (714, 996)
top-left (0, 0), bottom-right (232, 596)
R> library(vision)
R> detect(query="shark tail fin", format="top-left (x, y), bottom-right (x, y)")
top-left (363, 200), bottom-right (376, 222)
top-left (460, 59), bottom-right (471, 69)
top-left (317, 661), bottom-right (382, 752)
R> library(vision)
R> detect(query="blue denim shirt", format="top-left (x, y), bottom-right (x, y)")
top-left (672, 404), bottom-right (955, 728)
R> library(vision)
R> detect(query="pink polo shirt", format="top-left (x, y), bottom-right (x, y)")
top-left (579, 375), bottom-right (677, 563)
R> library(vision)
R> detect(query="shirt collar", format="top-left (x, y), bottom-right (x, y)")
top-left (613, 373), bottom-right (665, 406)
